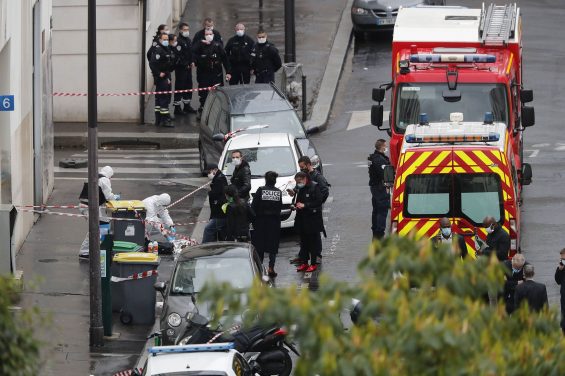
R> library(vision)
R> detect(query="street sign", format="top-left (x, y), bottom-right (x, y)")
top-left (0, 95), bottom-right (14, 111)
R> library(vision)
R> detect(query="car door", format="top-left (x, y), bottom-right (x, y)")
top-left (200, 93), bottom-right (217, 166)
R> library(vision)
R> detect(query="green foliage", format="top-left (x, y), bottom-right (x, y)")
top-left (202, 236), bottom-right (565, 375)
top-left (0, 276), bottom-right (41, 376)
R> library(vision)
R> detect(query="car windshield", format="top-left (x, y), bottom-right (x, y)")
top-left (395, 83), bottom-right (508, 131)
top-left (171, 257), bottom-right (253, 294)
top-left (231, 110), bottom-right (306, 138)
top-left (405, 173), bottom-right (503, 225)
top-left (222, 146), bottom-right (297, 177)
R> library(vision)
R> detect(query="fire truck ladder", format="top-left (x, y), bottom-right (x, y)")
top-left (479, 3), bottom-right (517, 46)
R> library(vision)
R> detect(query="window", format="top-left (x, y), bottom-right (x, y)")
top-left (222, 146), bottom-right (297, 177)
top-left (455, 174), bottom-right (503, 224)
top-left (231, 110), bottom-right (306, 138)
top-left (395, 83), bottom-right (509, 132)
top-left (405, 175), bottom-right (451, 216)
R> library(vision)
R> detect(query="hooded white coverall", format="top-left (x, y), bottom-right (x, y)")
top-left (143, 193), bottom-right (174, 237)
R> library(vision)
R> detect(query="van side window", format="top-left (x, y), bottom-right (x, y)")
top-left (208, 99), bottom-right (222, 133)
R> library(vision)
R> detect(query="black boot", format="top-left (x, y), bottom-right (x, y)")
top-left (174, 105), bottom-right (184, 115)
top-left (154, 111), bottom-right (161, 126)
top-left (161, 114), bottom-right (174, 127)
top-left (183, 102), bottom-right (197, 114)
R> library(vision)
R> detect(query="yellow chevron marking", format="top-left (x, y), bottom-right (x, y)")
top-left (401, 151), bottom-right (433, 181)
top-left (399, 220), bottom-right (418, 236)
top-left (441, 167), bottom-right (452, 174)
top-left (455, 151), bottom-right (475, 167)
top-left (418, 220), bottom-right (435, 238)
top-left (474, 150), bottom-right (495, 167)
top-left (428, 150), bottom-right (451, 167)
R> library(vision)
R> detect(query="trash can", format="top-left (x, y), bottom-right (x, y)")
top-left (113, 240), bottom-right (144, 254)
top-left (106, 200), bottom-right (146, 245)
top-left (111, 252), bottom-right (160, 324)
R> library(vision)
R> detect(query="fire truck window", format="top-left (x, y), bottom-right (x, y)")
top-left (405, 174), bottom-right (451, 217)
top-left (456, 174), bottom-right (503, 225)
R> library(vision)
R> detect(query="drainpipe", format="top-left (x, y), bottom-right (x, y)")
top-left (139, 0), bottom-right (147, 125)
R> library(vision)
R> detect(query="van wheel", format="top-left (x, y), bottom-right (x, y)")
top-left (199, 146), bottom-right (207, 177)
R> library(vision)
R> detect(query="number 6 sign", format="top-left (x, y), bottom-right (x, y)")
top-left (0, 95), bottom-right (14, 111)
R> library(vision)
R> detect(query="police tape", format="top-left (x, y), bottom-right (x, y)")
top-left (52, 84), bottom-right (220, 97)
top-left (110, 270), bottom-right (158, 283)
top-left (167, 181), bottom-right (211, 209)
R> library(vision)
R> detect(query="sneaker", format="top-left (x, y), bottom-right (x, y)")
top-left (296, 263), bottom-right (309, 272)
top-left (290, 257), bottom-right (305, 265)
top-left (306, 264), bottom-right (318, 273)
top-left (268, 267), bottom-right (278, 278)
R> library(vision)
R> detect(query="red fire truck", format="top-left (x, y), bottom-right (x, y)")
top-left (370, 3), bottom-right (535, 181)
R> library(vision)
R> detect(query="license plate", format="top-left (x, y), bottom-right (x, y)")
top-left (377, 17), bottom-right (395, 25)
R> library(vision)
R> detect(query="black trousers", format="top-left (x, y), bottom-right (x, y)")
top-left (255, 71), bottom-right (275, 84)
top-left (298, 231), bottom-right (321, 265)
top-left (371, 185), bottom-right (389, 238)
top-left (174, 67), bottom-right (193, 105)
top-left (230, 65), bottom-right (251, 85)
top-left (155, 76), bottom-right (171, 115)
top-left (197, 71), bottom-right (223, 107)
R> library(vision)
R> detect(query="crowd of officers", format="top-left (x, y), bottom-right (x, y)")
top-left (203, 151), bottom-right (329, 278)
top-left (148, 18), bottom-right (282, 127)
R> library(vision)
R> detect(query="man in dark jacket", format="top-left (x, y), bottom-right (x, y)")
top-left (202, 163), bottom-right (228, 243)
top-left (250, 28), bottom-right (282, 84)
top-left (225, 23), bottom-right (254, 85)
top-left (192, 18), bottom-right (223, 46)
top-left (223, 184), bottom-right (254, 242)
top-left (149, 32), bottom-right (175, 127)
top-left (502, 253), bottom-right (528, 314)
top-left (368, 139), bottom-right (390, 239)
top-left (193, 29), bottom-right (231, 110)
top-left (432, 217), bottom-right (468, 258)
top-left (229, 150), bottom-right (251, 201)
top-left (298, 156), bottom-right (329, 203)
top-left (173, 22), bottom-right (196, 115)
top-left (554, 248), bottom-right (565, 333)
top-left (252, 171), bottom-right (282, 277)
top-left (514, 264), bottom-right (548, 312)
top-left (482, 216), bottom-right (511, 261)
top-left (293, 172), bottom-right (324, 273)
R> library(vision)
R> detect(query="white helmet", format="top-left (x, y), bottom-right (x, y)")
top-left (99, 165), bottom-right (114, 178)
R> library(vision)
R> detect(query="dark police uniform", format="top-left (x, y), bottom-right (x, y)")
top-left (224, 198), bottom-right (255, 242)
top-left (230, 160), bottom-right (252, 201)
top-left (193, 40), bottom-right (231, 108)
top-left (149, 42), bottom-right (175, 126)
top-left (294, 181), bottom-right (324, 266)
top-left (251, 184), bottom-right (282, 268)
top-left (484, 225), bottom-right (511, 261)
top-left (192, 29), bottom-right (223, 46)
top-left (251, 41), bottom-right (282, 84)
top-left (173, 34), bottom-right (195, 113)
top-left (202, 171), bottom-right (228, 243)
top-left (225, 34), bottom-right (255, 85)
top-left (368, 148), bottom-right (390, 238)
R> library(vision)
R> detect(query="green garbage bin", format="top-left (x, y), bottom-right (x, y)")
top-left (111, 252), bottom-right (160, 324)
top-left (113, 240), bottom-right (144, 253)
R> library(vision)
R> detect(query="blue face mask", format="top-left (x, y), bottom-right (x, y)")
top-left (161, 40), bottom-right (169, 47)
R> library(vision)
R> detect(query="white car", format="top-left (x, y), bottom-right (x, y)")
top-left (140, 343), bottom-right (258, 376)
top-left (219, 133), bottom-right (303, 228)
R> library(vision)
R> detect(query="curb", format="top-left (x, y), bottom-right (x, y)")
top-left (54, 132), bottom-right (199, 149)
top-left (304, 0), bottom-right (354, 132)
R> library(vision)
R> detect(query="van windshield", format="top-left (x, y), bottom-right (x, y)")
top-left (405, 173), bottom-right (503, 225)
top-left (232, 110), bottom-right (306, 138)
top-left (395, 83), bottom-right (508, 131)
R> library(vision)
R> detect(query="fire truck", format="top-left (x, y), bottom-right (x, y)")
top-left (371, 3), bottom-right (535, 180)
top-left (383, 112), bottom-right (532, 258)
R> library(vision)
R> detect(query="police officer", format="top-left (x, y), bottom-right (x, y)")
top-left (149, 32), bottom-right (175, 127)
top-left (147, 24), bottom-right (169, 62)
top-left (173, 23), bottom-right (196, 115)
top-left (251, 28), bottom-right (282, 84)
top-left (193, 18), bottom-right (223, 46)
top-left (252, 171), bottom-right (283, 277)
top-left (203, 163), bottom-right (228, 243)
top-left (193, 29), bottom-right (231, 110)
top-left (225, 23), bottom-right (255, 85)
top-left (368, 139), bottom-right (391, 239)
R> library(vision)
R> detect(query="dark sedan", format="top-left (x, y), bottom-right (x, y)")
top-left (155, 242), bottom-right (269, 345)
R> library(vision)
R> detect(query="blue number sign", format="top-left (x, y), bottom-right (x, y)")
top-left (0, 95), bottom-right (14, 111)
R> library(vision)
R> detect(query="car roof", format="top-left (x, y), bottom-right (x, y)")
top-left (177, 242), bottom-right (252, 261)
top-left (217, 84), bottom-right (293, 115)
top-left (146, 349), bottom-right (236, 375)
top-left (227, 133), bottom-right (294, 149)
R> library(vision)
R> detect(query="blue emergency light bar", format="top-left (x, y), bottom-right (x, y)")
top-left (149, 342), bottom-right (235, 356)
top-left (409, 54), bottom-right (496, 63)
top-left (405, 132), bottom-right (500, 144)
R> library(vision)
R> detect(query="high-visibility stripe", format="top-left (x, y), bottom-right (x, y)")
top-left (506, 53), bottom-right (514, 75)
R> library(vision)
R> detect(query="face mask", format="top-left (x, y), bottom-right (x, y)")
top-left (257, 37), bottom-right (267, 44)
top-left (208, 171), bottom-right (216, 180)
top-left (383, 147), bottom-right (388, 154)
top-left (486, 225), bottom-right (495, 234)
top-left (236, 30), bottom-right (245, 37)
top-left (172, 42), bottom-right (178, 47)
top-left (161, 40), bottom-right (169, 47)
top-left (205, 34), bottom-right (214, 42)
top-left (232, 157), bottom-right (241, 166)
top-left (182, 31), bottom-right (190, 38)
top-left (300, 168), bottom-right (309, 173)
top-left (296, 183), bottom-right (305, 189)
top-left (440, 227), bottom-right (451, 237)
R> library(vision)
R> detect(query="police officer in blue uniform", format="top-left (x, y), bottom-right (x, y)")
top-left (368, 139), bottom-right (391, 239)
top-left (173, 23), bottom-right (196, 115)
top-left (225, 23), bottom-right (255, 85)
top-left (251, 171), bottom-right (283, 277)
top-left (251, 28), bottom-right (282, 84)
top-left (149, 33), bottom-right (175, 127)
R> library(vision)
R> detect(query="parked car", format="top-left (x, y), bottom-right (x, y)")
top-left (155, 242), bottom-right (269, 345)
top-left (198, 83), bottom-right (320, 175)
top-left (219, 133), bottom-right (301, 228)
top-left (351, 0), bottom-right (446, 39)
top-left (139, 342), bottom-right (258, 376)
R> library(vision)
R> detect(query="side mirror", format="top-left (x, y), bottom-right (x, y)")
top-left (154, 281), bottom-right (166, 295)
top-left (212, 133), bottom-right (225, 142)
top-left (520, 89), bottom-right (534, 104)
top-left (521, 163), bottom-right (532, 185)
top-left (521, 106), bottom-right (535, 128)
top-left (384, 165), bottom-right (395, 185)
top-left (372, 88), bottom-right (386, 102)
top-left (371, 104), bottom-right (384, 129)
top-left (306, 126), bottom-right (320, 135)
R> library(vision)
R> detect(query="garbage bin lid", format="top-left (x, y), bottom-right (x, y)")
top-left (106, 200), bottom-right (146, 211)
top-left (113, 252), bottom-right (159, 264)
top-left (113, 241), bottom-right (144, 252)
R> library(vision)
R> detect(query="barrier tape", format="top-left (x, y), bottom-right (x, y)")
top-left (110, 269), bottom-right (158, 283)
top-left (167, 181), bottom-right (210, 209)
top-left (113, 368), bottom-right (141, 376)
top-left (53, 84), bottom-right (219, 97)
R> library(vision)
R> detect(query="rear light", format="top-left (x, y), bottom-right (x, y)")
top-left (391, 221), bottom-right (398, 234)
top-left (509, 218), bottom-right (517, 251)
top-left (509, 219), bottom-right (517, 233)
top-left (274, 328), bottom-right (288, 337)
top-left (510, 239), bottom-right (517, 251)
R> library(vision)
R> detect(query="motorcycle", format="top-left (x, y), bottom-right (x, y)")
top-left (177, 313), bottom-right (299, 376)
